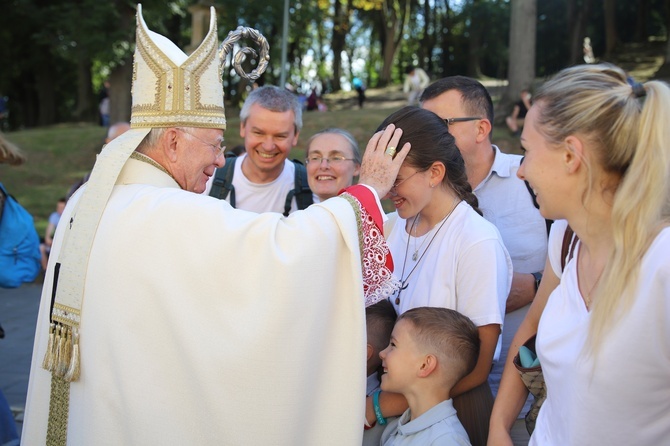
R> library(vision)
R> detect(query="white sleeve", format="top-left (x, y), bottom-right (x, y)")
top-left (547, 219), bottom-right (570, 279)
top-left (455, 238), bottom-right (511, 327)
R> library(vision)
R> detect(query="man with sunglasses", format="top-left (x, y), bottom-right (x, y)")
top-left (420, 76), bottom-right (547, 444)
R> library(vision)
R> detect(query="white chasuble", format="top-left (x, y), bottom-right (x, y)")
top-left (22, 158), bottom-right (391, 445)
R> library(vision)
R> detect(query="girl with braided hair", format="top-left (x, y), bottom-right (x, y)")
top-left (365, 106), bottom-right (512, 446)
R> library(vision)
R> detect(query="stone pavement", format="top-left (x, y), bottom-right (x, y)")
top-left (0, 283), bottom-right (42, 437)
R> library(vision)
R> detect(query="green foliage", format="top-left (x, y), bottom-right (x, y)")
top-left (0, 0), bottom-right (668, 129)
top-left (0, 124), bottom-right (106, 234)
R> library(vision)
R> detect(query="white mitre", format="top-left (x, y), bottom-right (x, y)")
top-left (131, 3), bottom-right (226, 129)
top-left (43, 3), bottom-right (225, 383)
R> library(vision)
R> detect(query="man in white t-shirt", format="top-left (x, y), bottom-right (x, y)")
top-left (421, 76), bottom-right (547, 443)
top-left (205, 85), bottom-right (315, 214)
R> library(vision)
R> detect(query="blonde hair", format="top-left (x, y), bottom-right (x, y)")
top-left (534, 64), bottom-right (670, 352)
top-left (0, 131), bottom-right (25, 165)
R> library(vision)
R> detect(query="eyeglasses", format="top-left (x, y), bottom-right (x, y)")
top-left (176, 128), bottom-right (226, 158)
top-left (443, 117), bottom-right (481, 128)
top-left (390, 169), bottom-right (423, 192)
top-left (305, 155), bottom-right (356, 166)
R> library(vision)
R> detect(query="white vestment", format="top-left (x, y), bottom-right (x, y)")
top-left (22, 157), bottom-right (376, 445)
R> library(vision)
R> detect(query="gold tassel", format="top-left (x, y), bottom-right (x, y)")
top-left (64, 328), bottom-right (81, 382)
top-left (42, 323), bottom-right (56, 372)
top-left (54, 325), bottom-right (63, 375)
top-left (57, 327), bottom-right (71, 377)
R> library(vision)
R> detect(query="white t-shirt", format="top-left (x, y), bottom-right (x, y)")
top-left (204, 154), bottom-right (312, 214)
top-left (481, 147), bottom-right (547, 405)
top-left (386, 201), bottom-right (512, 359)
top-left (474, 147), bottom-right (546, 275)
top-left (530, 226), bottom-right (670, 445)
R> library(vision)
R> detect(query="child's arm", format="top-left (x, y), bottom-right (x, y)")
top-left (365, 391), bottom-right (407, 425)
top-left (450, 323), bottom-right (500, 397)
top-left (44, 221), bottom-right (57, 247)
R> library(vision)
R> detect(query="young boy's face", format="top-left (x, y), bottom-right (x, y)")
top-left (379, 319), bottom-right (424, 393)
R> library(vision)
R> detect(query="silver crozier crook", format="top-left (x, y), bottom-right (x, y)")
top-left (218, 26), bottom-right (270, 80)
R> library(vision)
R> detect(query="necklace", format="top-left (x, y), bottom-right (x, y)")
top-left (394, 199), bottom-right (461, 305)
top-left (411, 214), bottom-right (446, 260)
top-left (411, 215), bottom-right (433, 261)
top-left (577, 245), bottom-right (605, 310)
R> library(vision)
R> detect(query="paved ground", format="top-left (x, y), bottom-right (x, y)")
top-left (0, 282), bottom-right (42, 437)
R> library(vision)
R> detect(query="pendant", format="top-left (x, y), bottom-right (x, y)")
top-left (412, 251), bottom-right (418, 261)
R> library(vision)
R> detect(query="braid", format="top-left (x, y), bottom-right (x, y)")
top-left (452, 178), bottom-right (481, 216)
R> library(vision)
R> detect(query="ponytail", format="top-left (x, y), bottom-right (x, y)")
top-left (590, 80), bottom-right (670, 350)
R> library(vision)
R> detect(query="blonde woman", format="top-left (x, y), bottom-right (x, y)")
top-left (489, 64), bottom-right (670, 445)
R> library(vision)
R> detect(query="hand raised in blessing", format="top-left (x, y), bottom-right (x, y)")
top-left (358, 124), bottom-right (411, 198)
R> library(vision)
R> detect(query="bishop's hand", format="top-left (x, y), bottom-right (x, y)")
top-left (358, 124), bottom-right (411, 198)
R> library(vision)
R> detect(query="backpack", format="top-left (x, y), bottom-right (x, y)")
top-left (560, 224), bottom-right (578, 271)
top-left (0, 183), bottom-right (41, 288)
top-left (209, 155), bottom-right (314, 217)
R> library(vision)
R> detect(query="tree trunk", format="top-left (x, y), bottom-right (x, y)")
top-left (653, 0), bottom-right (670, 79)
top-left (108, 2), bottom-right (135, 125)
top-left (497, 0), bottom-right (536, 125)
top-left (331, 0), bottom-right (350, 92)
top-left (73, 50), bottom-right (96, 122)
top-left (603, 0), bottom-right (617, 58)
top-left (34, 59), bottom-right (56, 126)
top-left (419, 0), bottom-right (435, 74)
top-left (109, 57), bottom-right (133, 125)
top-left (466, 28), bottom-right (483, 78)
top-left (378, 0), bottom-right (411, 86)
top-left (635, 0), bottom-right (649, 42)
top-left (466, 0), bottom-right (484, 78)
top-left (439, 0), bottom-right (453, 76)
top-left (567, 0), bottom-right (593, 65)
top-left (379, 25), bottom-right (396, 86)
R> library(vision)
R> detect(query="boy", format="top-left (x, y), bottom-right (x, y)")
top-left (363, 300), bottom-right (397, 445)
top-left (378, 307), bottom-right (479, 445)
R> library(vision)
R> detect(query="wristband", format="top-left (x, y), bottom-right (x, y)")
top-left (373, 390), bottom-right (387, 425)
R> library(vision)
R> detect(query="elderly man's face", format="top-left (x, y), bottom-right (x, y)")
top-left (174, 128), bottom-right (226, 193)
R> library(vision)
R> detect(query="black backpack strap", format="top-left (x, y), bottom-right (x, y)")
top-left (560, 225), bottom-right (578, 272)
top-left (283, 159), bottom-right (314, 217)
top-left (209, 155), bottom-right (237, 207)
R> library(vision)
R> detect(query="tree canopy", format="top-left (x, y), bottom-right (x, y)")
top-left (0, 0), bottom-right (668, 129)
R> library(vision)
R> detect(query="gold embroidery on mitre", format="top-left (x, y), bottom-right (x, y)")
top-left (131, 5), bottom-right (226, 130)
